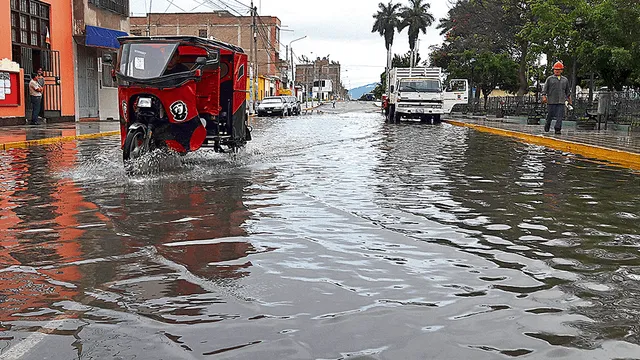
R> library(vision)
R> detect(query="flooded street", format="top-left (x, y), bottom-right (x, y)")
top-left (1, 102), bottom-right (640, 359)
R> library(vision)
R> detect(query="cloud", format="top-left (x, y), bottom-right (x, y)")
top-left (129, 0), bottom-right (452, 87)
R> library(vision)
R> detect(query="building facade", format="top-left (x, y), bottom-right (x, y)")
top-left (0, 0), bottom-right (130, 125)
top-left (1, 0), bottom-right (76, 125)
top-left (72, 0), bottom-right (129, 120)
top-left (295, 57), bottom-right (344, 101)
top-left (130, 11), bottom-right (282, 100)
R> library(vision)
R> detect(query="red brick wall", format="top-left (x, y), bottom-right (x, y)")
top-left (130, 13), bottom-right (281, 77)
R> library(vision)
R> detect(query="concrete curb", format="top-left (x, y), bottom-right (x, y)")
top-left (1, 130), bottom-right (120, 151)
top-left (445, 120), bottom-right (640, 171)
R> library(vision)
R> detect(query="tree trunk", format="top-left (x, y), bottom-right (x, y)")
top-left (517, 41), bottom-right (529, 96)
top-left (386, 47), bottom-right (392, 95)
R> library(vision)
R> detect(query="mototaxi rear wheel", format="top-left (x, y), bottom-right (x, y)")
top-left (123, 127), bottom-right (146, 162)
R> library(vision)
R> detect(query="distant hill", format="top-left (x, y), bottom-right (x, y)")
top-left (349, 83), bottom-right (378, 100)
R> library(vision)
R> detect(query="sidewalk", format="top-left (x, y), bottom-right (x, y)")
top-left (446, 113), bottom-right (640, 170)
top-left (0, 121), bottom-right (120, 150)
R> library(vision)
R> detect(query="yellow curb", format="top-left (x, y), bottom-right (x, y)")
top-left (1, 130), bottom-right (120, 151)
top-left (445, 120), bottom-right (640, 171)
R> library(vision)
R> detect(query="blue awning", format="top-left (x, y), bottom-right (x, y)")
top-left (85, 25), bottom-right (128, 49)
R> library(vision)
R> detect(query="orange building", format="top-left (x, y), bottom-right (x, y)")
top-left (1, 0), bottom-right (76, 125)
top-left (1, 0), bottom-right (130, 126)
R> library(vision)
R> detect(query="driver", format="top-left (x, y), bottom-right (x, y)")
top-left (165, 56), bottom-right (190, 75)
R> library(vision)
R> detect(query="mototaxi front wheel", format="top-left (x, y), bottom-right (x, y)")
top-left (123, 127), bottom-right (146, 161)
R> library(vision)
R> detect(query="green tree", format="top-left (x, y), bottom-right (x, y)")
top-left (398, 0), bottom-right (435, 67)
top-left (372, 2), bottom-right (402, 94)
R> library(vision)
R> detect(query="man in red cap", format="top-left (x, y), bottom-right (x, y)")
top-left (541, 61), bottom-right (571, 134)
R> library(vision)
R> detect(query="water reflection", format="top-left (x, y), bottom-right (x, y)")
top-left (376, 124), bottom-right (640, 351)
top-left (0, 143), bottom-right (259, 336)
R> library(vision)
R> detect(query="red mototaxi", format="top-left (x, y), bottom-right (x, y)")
top-left (112, 36), bottom-right (251, 161)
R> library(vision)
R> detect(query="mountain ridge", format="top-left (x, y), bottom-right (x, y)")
top-left (349, 83), bottom-right (378, 99)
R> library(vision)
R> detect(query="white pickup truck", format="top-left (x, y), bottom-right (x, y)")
top-left (387, 67), bottom-right (469, 123)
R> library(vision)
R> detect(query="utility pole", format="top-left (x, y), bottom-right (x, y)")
top-left (253, 4), bottom-right (259, 100)
top-left (285, 45), bottom-right (289, 88)
top-left (147, 0), bottom-right (153, 36)
top-left (249, 1), bottom-right (255, 114)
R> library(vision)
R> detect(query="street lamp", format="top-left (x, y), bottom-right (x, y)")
top-left (469, 57), bottom-right (476, 113)
top-left (310, 52), bottom-right (317, 107)
top-left (572, 17), bottom-right (586, 102)
top-left (344, 69), bottom-right (350, 100)
top-left (289, 36), bottom-right (307, 95)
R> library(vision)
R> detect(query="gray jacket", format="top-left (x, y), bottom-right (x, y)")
top-left (542, 75), bottom-right (570, 104)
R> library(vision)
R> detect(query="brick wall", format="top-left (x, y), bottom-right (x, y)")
top-left (130, 12), bottom-right (281, 77)
top-left (296, 61), bottom-right (342, 95)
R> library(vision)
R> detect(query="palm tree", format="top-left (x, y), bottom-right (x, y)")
top-left (399, 0), bottom-right (435, 67)
top-left (372, 1), bottom-right (402, 93)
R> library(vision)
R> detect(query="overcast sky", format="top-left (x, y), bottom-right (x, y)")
top-left (131, 0), bottom-right (451, 88)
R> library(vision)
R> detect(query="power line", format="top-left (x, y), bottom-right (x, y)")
top-left (200, 0), bottom-right (246, 16)
top-left (162, 0), bottom-right (188, 13)
top-left (226, 0), bottom-right (251, 10)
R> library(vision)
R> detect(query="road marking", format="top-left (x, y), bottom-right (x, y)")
top-left (445, 120), bottom-right (640, 171)
top-left (0, 131), bottom-right (120, 151)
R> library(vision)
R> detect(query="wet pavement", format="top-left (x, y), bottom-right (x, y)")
top-left (1, 101), bottom-right (640, 359)
top-left (0, 121), bottom-right (120, 150)
top-left (449, 114), bottom-right (640, 154)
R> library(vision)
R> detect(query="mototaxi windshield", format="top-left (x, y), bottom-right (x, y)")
top-left (118, 43), bottom-right (180, 79)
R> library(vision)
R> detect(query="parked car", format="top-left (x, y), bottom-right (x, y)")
top-left (285, 96), bottom-right (301, 115)
top-left (257, 97), bottom-right (287, 116)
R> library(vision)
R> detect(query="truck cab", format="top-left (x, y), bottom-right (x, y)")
top-left (387, 67), bottom-right (468, 124)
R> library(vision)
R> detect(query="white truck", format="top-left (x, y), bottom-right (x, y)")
top-left (386, 67), bottom-right (469, 123)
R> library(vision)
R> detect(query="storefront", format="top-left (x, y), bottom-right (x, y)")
top-left (74, 25), bottom-right (127, 120)
top-left (72, 0), bottom-right (129, 121)
top-left (1, 0), bottom-right (76, 124)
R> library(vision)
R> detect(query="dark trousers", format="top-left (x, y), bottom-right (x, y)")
top-left (545, 104), bottom-right (565, 130)
top-left (30, 95), bottom-right (42, 124)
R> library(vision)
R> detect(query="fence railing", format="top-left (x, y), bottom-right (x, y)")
top-left (456, 91), bottom-right (640, 130)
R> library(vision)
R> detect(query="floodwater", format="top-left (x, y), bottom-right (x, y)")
top-left (1, 102), bottom-right (640, 359)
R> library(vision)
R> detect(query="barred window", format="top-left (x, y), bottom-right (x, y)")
top-left (88, 0), bottom-right (129, 17)
top-left (11, 0), bottom-right (49, 47)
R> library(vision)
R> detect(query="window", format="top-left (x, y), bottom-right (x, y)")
top-left (88, 0), bottom-right (129, 17)
top-left (199, 29), bottom-right (207, 38)
top-left (11, 0), bottom-right (49, 48)
top-left (130, 29), bottom-right (142, 36)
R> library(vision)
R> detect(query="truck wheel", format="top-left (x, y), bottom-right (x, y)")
top-left (434, 114), bottom-right (441, 124)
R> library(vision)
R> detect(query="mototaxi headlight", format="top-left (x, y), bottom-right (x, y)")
top-left (137, 97), bottom-right (152, 108)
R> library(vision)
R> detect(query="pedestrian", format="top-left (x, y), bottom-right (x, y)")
top-left (36, 68), bottom-right (45, 122)
top-left (541, 61), bottom-right (571, 134)
top-left (332, 99), bottom-right (336, 108)
top-left (29, 72), bottom-right (44, 125)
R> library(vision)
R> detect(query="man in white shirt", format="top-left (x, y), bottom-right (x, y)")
top-left (29, 72), bottom-right (43, 125)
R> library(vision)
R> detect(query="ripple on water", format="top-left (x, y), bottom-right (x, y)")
top-left (3, 109), bottom-right (640, 358)
top-left (484, 224), bottom-right (512, 231)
